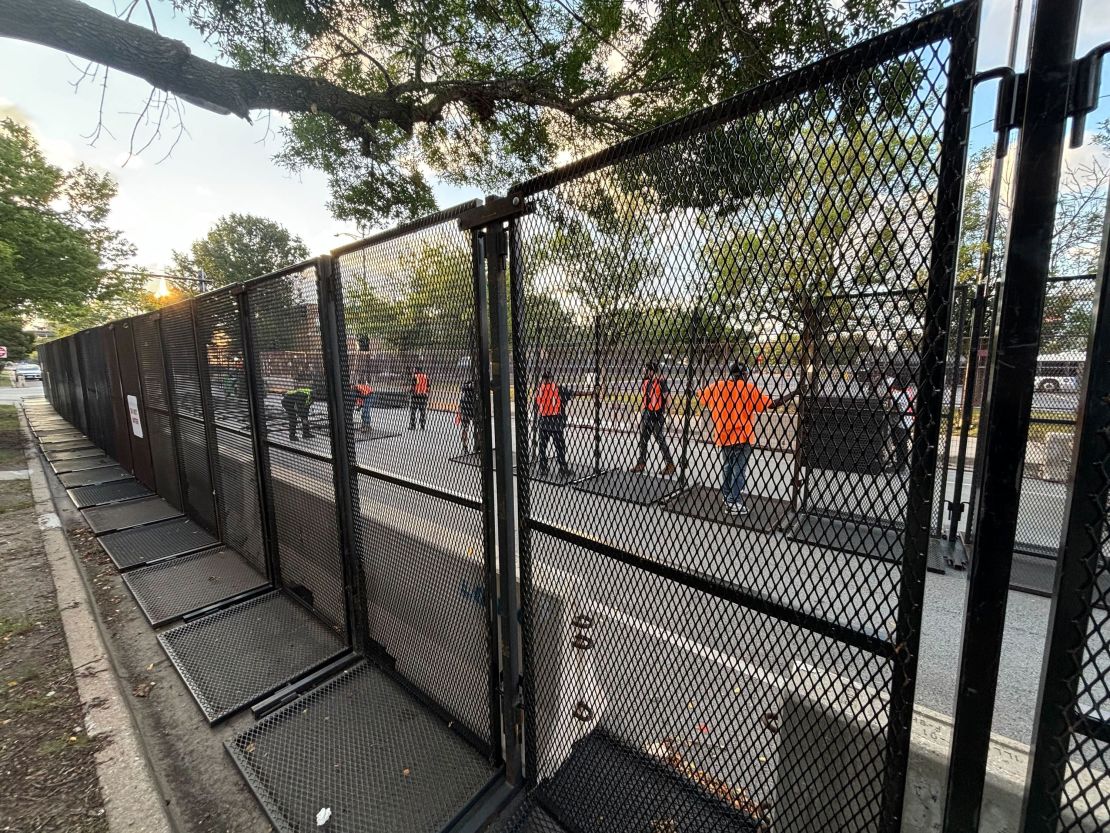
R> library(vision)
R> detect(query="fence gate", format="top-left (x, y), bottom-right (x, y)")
top-left (498, 3), bottom-right (978, 831)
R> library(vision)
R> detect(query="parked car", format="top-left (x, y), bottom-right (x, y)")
top-left (1035, 351), bottom-right (1083, 393)
top-left (14, 362), bottom-right (41, 381)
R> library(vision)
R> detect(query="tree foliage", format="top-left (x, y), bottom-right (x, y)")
top-left (171, 213), bottom-right (310, 287)
top-left (0, 316), bottom-right (35, 361)
top-left (0, 118), bottom-right (132, 317)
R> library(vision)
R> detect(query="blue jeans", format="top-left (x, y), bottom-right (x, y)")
top-left (721, 443), bottom-right (752, 505)
top-left (361, 393), bottom-right (373, 424)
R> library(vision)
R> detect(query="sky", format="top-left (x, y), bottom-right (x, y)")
top-left (0, 0), bottom-right (1108, 275)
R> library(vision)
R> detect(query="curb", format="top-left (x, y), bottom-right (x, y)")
top-left (18, 409), bottom-right (174, 833)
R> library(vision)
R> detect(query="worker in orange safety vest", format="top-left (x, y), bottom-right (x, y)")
top-left (409, 366), bottom-right (429, 430)
top-left (352, 381), bottom-right (374, 430)
top-left (631, 361), bottom-right (676, 477)
top-left (534, 370), bottom-right (573, 476)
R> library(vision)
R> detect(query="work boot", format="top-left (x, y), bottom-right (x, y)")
top-left (661, 462), bottom-right (676, 477)
top-left (630, 462), bottom-right (645, 473)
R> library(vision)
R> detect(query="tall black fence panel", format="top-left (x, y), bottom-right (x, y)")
top-left (160, 301), bottom-right (218, 534)
top-left (194, 289), bottom-right (268, 576)
top-left (106, 324), bottom-right (134, 474)
top-left (504, 4), bottom-right (978, 832)
top-left (331, 203), bottom-right (502, 755)
top-left (112, 318), bottom-right (157, 489)
top-left (245, 265), bottom-right (348, 636)
top-left (133, 312), bottom-right (182, 509)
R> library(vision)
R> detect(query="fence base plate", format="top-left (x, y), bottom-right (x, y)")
top-left (160, 590), bottom-right (346, 723)
top-left (51, 456), bottom-right (117, 474)
top-left (68, 479), bottom-right (153, 509)
top-left (227, 660), bottom-right (495, 832)
top-left (82, 495), bottom-right (182, 535)
top-left (58, 465), bottom-right (131, 488)
top-left (571, 469), bottom-right (684, 506)
top-left (123, 547), bottom-right (266, 626)
top-left (99, 516), bottom-right (219, 570)
top-left (662, 485), bottom-right (794, 533)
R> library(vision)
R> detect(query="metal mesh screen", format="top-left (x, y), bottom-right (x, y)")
top-left (134, 314), bottom-right (183, 509)
top-left (247, 266), bottom-right (347, 635)
top-left (161, 301), bottom-right (218, 533)
top-left (334, 210), bottom-right (498, 750)
top-left (212, 427), bottom-right (267, 575)
top-left (112, 319), bottom-right (156, 488)
top-left (506, 6), bottom-right (976, 831)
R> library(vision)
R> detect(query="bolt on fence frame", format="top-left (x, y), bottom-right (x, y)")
top-left (942, 0), bottom-right (1085, 828)
top-left (1020, 188), bottom-right (1110, 832)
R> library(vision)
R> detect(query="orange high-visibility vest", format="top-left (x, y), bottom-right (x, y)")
top-left (413, 373), bottom-right (429, 395)
top-left (536, 382), bottom-right (563, 417)
top-left (354, 384), bottom-right (372, 404)
top-left (642, 376), bottom-right (664, 411)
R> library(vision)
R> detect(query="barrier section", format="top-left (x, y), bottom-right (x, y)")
top-left (134, 312), bottom-right (183, 509)
top-left (245, 265), bottom-right (349, 635)
top-left (111, 318), bottom-right (157, 489)
top-left (332, 203), bottom-right (501, 754)
top-left (194, 289), bottom-right (268, 576)
top-left (505, 4), bottom-right (978, 831)
top-left (160, 300), bottom-right (219, 533)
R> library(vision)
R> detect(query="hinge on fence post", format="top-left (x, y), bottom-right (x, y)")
top-left (1068, 42), bottom-right (1110, 149)
top-left (980, 67), bottom-right (1026, 158)
top-left (457, 194), bottom-right (531, 231)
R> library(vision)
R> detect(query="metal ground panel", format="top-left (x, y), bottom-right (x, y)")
top-left (662, 485), bottom-right (795, 533)
top-left (42, 440), bottom-right (98, 453)
top-left (571, 470), bottom-right (684, 506)
top-left (59, 465), bottom-right (131, 488)
top-left (68, 479), bottom-right (153, 509)
top-left (159, 591), bottom-right (346, 723)
top-left (47, 447), bottom-right (112, 462)
top-left (99, 516), bottom-right (219, 570)
top-left (51, 456), bottom-right (117, 474)
top-left (490, 800), bottom-right (568, 833)
top-left (226, 661), bottom-right (495, 833)
top-left (82, 496), bottom-right (182, 535)
top-left (123, 547), bottom-right (267, 626)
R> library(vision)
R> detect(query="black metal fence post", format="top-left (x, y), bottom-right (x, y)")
top-left (943, 1), bottom-right (1084, 829)
top-left (880, 5), bottom-right (978, 829)
top-left (593, 314), bottom-right (602, 476)
top-left (1020, 190), bottom-right (1110, 833)
top-left (479, 213), bottom-right (524, 785)
top-left (190, 300), bottom-right (225, 540)
top-left (314, 254), bottom-right (373, 656)
top-left (938, 284), bottom-right (968, 537)
top-left (678, 307), bottom-right (701, 489)
top-left (234, 287), bottom-right (282, 587)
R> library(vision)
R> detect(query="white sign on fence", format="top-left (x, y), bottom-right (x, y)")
top-left (127, 395), bottom-right (144, 438)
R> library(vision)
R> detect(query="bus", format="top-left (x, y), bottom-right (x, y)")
top-left (1034, 351), bottom-right (1084, 393)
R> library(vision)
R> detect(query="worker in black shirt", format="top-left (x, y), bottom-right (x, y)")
top-left (631, 361), bottom-right (676, 476)
top-left (534, 370), bottom-right (573, 476)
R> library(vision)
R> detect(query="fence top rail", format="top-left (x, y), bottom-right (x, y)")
top-left (239, 258), bottom-right (320, 290)
top-left (330, 199), bottom-right (481, 258)
top-left (508, 0), bottom-right (977, 199)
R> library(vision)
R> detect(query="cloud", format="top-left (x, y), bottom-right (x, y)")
top-left (0, 99), bottom-right (31, 125)
top-left (113, 152), bottom-right (147, 170)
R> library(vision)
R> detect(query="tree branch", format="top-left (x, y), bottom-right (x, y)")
top-left (0, 0), bottom-right (415, 132)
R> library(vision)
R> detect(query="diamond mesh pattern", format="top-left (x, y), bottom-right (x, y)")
top-left (158, 590), bottom-right (346, 723)
top-left (506, 9), bottom-right (975, 830)
top-left (99, 516), bottom-right (219, 570)
top-left (123, 547), bottom-right (266, 626)
top-left (212, 427), bottom-right (267, 575)
top-left (227, 661), bottom-right (494, 833)
top-left (68, 479), bottom-right (153, 509)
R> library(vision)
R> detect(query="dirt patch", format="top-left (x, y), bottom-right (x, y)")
top-left (0, 405), bottom-right (108, 833)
